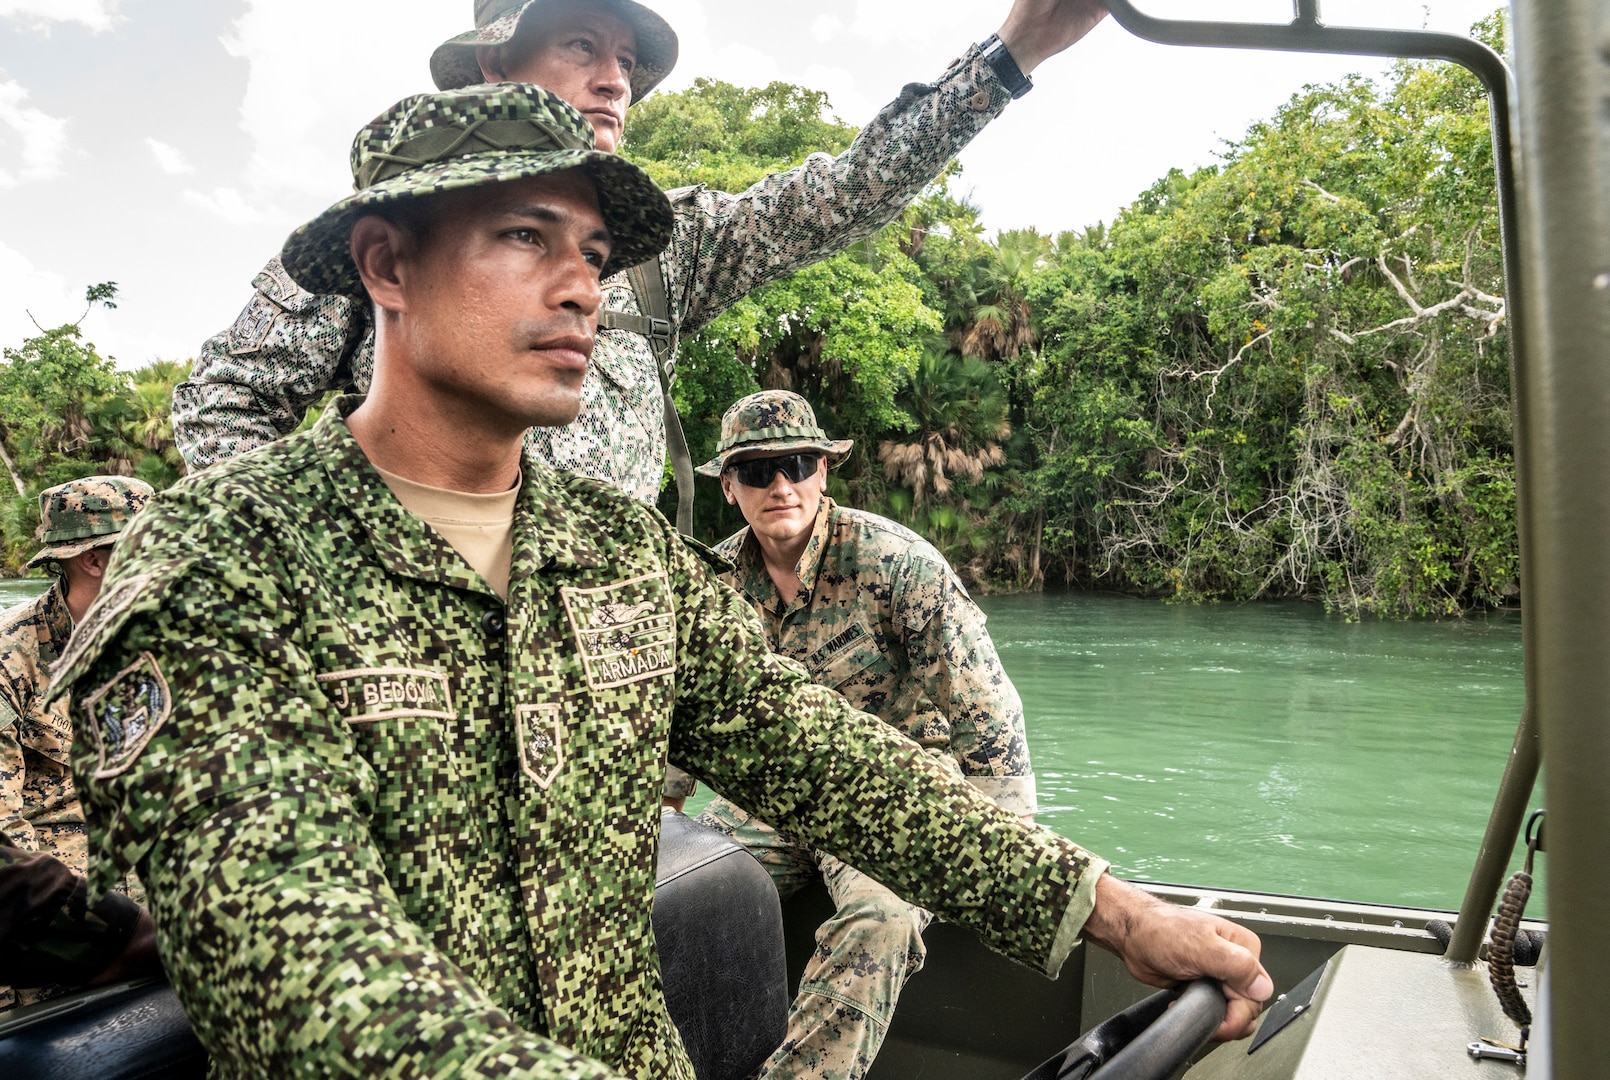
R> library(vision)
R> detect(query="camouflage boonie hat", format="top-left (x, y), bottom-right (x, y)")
top-left (430, 0), bottom-right (678, 102)
top-left (696, 390), bottom-right (854, 477)
top-left (279, 83), bottom-right (673, 298)
top-left (26, 476), bottom-right (154, 569)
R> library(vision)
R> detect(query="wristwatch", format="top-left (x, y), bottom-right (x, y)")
top-left (979, 33), bottom-right (1033, 99)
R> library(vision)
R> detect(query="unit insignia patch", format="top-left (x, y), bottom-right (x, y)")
top-left (561, 572), bottom-right (677, 691)
top-left (82, 651), bottom-right (171, 778)
top-left (517, 703), bottom-right (564, 788)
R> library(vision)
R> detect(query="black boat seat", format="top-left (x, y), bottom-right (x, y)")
top-left (655, 809), bottom-right (790, 1079)
top-left (0, 811), bottom-right (788, 1080)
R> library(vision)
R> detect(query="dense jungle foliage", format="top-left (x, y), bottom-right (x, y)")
top-left (2, 15), bottom-right (1513, 615)
top-left (0, 286), bottom-right (189, 574)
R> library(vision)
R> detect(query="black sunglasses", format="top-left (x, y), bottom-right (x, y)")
top-left (727, 452), bottom-right (823, 488)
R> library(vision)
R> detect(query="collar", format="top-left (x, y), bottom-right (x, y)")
top-left (314, 397), bottom-right (606, 594)
top-left (793, 496), bottom-right (836, 598)
top-left (39, 577), bottom-right (73, 645)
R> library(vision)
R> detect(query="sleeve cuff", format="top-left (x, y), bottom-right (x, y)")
top-left (965, 774), bottom-right (1037, 817)
top-left (661, 764), bottom-right (699, 800)
top-left (1043, 859), bottom-right (1110, 979)
top-left (943, 42), bottom-right (1015, 118)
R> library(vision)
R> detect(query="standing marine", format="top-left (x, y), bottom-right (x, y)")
top-left (56, 81), bottom-right (1270, 1078)
top-left (694, 390), bottom-right (1035, 1079)
top-left (171, 0), bottom-right (1110, 505)
top-left (0, 477), bottom-right (158, 1009)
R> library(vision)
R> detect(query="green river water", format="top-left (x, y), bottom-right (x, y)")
top-left (2, 578), bottom-right (1534, 914)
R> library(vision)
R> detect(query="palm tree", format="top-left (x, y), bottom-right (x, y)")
top-left (959, 230), bottom-right (1049, 362)
top-left (878, 347), bottom-right (1011, 510)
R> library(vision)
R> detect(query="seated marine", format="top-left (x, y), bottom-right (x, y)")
top-left (693, 389), bottom-right (1038, 1078)
top-left (0, 477), bottom-right (159, 1009)
top-left (55, 82), bottom-right (1272, 1078)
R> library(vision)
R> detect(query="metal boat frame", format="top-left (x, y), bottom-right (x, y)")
top-left (853, 3), bottom-right (1603, 1075)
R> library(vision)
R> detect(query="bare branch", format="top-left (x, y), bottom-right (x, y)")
top-left (1301, 178), bottom-right (1343, 203)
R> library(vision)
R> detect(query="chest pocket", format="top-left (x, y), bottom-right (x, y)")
top-left (20, 705), bottom-right (74, 769)
top-left (804, 621), bottom-right (888, 690)
top-left (560, 572), bottom-right (677, 693)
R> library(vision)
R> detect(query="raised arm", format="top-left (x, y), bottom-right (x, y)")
top-left (173, 258), bottom-right (375, 471)
top-left (667, 0), bottom-right (1110, 335)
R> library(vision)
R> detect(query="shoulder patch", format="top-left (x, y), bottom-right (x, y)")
top-left (251, 258), bottom-right (312, 309)
top-left (80, 651), bottom-right (171, 778)
top-left (227, 293), bottom-right (283, 355)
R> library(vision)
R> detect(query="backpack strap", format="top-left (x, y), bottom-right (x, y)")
top-left (598, 257), bottom-right (694, 535)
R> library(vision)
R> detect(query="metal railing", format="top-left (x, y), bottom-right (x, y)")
top-left (1099, 0), bottom-right (1539, 970)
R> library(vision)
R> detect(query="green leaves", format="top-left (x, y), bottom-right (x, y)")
top-left (0, 298), bottom-right (190, 573)
top-left (1019, 46), bottom-right (1513, 616)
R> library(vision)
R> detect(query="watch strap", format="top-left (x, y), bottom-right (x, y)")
top-left (979, 33), bottom-right (1033, 100)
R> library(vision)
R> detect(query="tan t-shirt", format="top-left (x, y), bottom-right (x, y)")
top-left (375, 465), bottom-right (518, 599)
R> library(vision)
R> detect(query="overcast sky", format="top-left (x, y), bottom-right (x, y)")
top-left (0, 0), bottom-right (1502, 370)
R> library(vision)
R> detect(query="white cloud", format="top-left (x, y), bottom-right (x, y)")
top-left (0, 0), bottom-right (122, 33)
top-left (145, 137), bottom-right (193, 176)
top-left (184, 186), bottom-right (274, 227)
top-left (216, 0), bottom-right (466, 207)
top-left (0, 241), bottom-right (84, 346)
top-left (846, 0), bottom-right (982, 49)
top-left (0, 78), bottom-right (68, 187)
top-left (811, 15), bottom-right (845, 44)
top-left (648, 0), bottom-right (713, 94)
top-left (800, 64), bottom-right (872, 126)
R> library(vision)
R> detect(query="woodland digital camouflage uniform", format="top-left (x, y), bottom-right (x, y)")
top-left (699, 492), bottom-right (1036, 1078)
top-left (171, 43), bottom-right (1018, 502)
top-left (55, 399), bottom-right (1107, 1079)
top-left (2, 476), bottom-right (151, 1009)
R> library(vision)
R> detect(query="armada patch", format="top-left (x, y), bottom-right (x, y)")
top-left (561, 572), bottom-right (677, 691)
top-left (516, 704), bottom-right (564, 788)
top-left (317, 666), bottom-right (455, 723)
top-left (81, 651), bottom-right (170, 778)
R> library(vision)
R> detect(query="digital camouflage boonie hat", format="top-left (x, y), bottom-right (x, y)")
top-left (26, 476), bottom-right (154, 570)
top-left (430, 0), bottom-right (679, 102)
top-left (696, 390), bottom-right (854, 477)
top-left (279, 83), bottom-right (672, 299)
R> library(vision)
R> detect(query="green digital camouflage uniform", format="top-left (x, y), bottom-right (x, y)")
top-left (53, 400), bottom-right (1108, 1079)
top-left (694, 392), bottom-right (1035, 1079)
top-left (1, 475), bottom-right (152, 1009)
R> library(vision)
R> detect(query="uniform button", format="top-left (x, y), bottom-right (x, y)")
top-left (482, 609), bottom-right (506, 635)
top-left (969, 88), bottom-right (992, 112)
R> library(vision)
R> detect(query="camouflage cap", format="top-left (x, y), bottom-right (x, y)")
top-left (26, 476), bottom-right (154, 569)
top-left (430, 0), bottom-right (678, 102)
top-left (279, 83), bottom-right (672, 299)
top-left (696, 390), bottom-right (853, 477)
